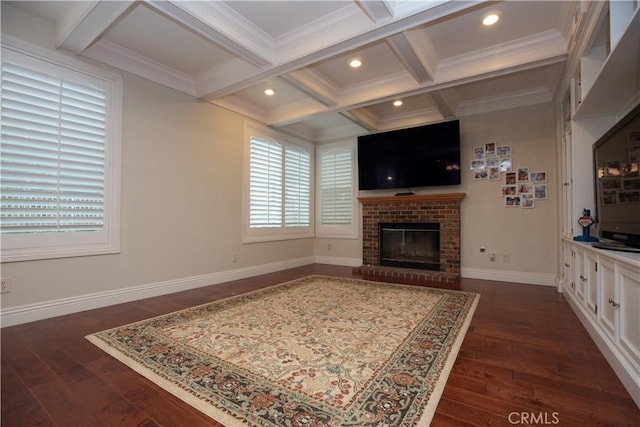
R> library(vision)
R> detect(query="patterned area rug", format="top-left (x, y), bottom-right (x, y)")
top-left (87, 275), bottom-right (479, 426)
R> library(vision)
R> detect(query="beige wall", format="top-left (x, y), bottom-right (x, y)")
top-left (315, 104), bottom-right (559, 281)
top-left (0, 4), bottom-right (314, 312)
top-left (459, 104), bottom-right (558, 277)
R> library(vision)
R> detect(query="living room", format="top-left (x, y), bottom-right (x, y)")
top-left (1, 1), bottom-right (639, 425)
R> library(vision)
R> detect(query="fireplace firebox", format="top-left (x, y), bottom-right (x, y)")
top-left (379, 223), bottom-right (440, 271)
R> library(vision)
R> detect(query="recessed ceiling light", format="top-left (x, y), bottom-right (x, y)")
top-left (264, 88), bottom-right (275, 96)
top-left (349, 58), bottom-right (362, 68)
top-left (482, 14), bottom-right (499, 26)
top-left (393, 100), bottom-right (403, 107)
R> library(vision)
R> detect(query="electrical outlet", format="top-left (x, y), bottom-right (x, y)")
top-left (503, 253), bottom-right (510, 263)
top-left (1, 277), bottom-right (11, 294)
top-left (232, 252), bottom-right (238, 263)
top-left (327, 243), bottom-right (332, 251)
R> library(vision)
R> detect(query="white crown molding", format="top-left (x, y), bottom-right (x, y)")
top-left (376, 107), bottom-right (444, 131)
top-left (212, 96), bottom-right (269, 124)
top-left (437, 30), bottom-right (567, 81)
top-left (83, 39), bottom-right (196, 96)
top-left (314, 121), bottom-right (367, 143)
top-left (456, 86), bottom-right (552, 117)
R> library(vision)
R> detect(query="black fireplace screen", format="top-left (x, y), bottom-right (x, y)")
top-left (379, 223), bottom-right (440, 271)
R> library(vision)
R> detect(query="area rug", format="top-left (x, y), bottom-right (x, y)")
top-left (86, 275), bottom-right (479, 426)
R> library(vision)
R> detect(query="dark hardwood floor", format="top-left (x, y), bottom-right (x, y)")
top-left (2, 264), bottom-right (639, 426)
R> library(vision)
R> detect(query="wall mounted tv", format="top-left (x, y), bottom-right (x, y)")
top-left (357, 120), bottom-right (461, 191)
top-left (592, 103), bottom-right (640, 252)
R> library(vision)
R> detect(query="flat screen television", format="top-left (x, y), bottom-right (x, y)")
top-left (357, 120), bottom-right (461, 191)
top-left (592, 103), bottom-right (640, 252)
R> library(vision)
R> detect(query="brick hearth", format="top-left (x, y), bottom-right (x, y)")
top-left (355, 193), bottom-right (465, 281)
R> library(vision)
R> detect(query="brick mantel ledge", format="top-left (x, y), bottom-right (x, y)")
top-left (358, 193), bottom-right (466, 204)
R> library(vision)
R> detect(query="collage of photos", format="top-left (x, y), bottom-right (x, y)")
top-left (471, 142), bottom-right (548, 208)
top-left (597, 130), bottom-right (640, 205)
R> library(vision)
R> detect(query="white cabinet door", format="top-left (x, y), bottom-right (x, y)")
top-left (598, 258), bottom-right (617, 338)
top-left (574, 248), bottom-right (586, 301)
top-left (562, 242), bottom-right (573, 293)
top-left (617, 264), bottom-right (640, 368)
top-left (584, 251), bottom-right (599, 318)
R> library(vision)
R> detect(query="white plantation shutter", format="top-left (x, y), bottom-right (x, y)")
top-left (1, 62), bottom-right (106, 234)
top-left (316, 142), bottom-right (357, 238)
top-left (285, 146), bottom-right (310, 226)
top-left (249, 137), bottom-right (282, 228)
top-left (0, 41), bottom-right (122, 262)
top-left (320, 148), bottom-right (352, 225)
top-left (244, 124), bottom-right (313, 242)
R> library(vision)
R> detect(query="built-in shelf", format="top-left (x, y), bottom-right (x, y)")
top-left (574, 7), bottom-right (640, 119)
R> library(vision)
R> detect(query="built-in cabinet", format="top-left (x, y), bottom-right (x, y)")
top-left (561, 240), bottom-right (640, 407)
top-left (558, 1), bottom-right (640, 408)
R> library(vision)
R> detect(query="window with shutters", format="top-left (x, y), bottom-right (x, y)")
top-left (244, 124), bottom-right (313, 242)
top-left (0, 40), bottom-right (122, 262)
top-left (316, 141), bottom-right (358, 238)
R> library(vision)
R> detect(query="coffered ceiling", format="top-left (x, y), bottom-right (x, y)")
top-left (6, 0), bottom-right (576, 142)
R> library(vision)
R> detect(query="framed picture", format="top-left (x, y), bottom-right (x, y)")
top-left (489, 167), bottom-right (501, 180)
top-left (619, 190), bottom-right (640, 203)
top-left (534, 184), bottom-right (547, 199)
top-left (497, 145), bottom-right (511, 156)
top-left (505, 195), bottom-right (521, 207)
top-left (485, 156), bottom-right (500, 168)
top-left (601, 179), bottom-right (621, 190)
top-left (505, 172), bottom-right (516, 185)
top-left (622, 162), bottom-right (639, 177)
top-left (502, 185), bottom-right (517, 196)
top-left (474, 169), bottom-right (488, 180)
top-left (518, 182), bottom-right (534, 194)
top-left (605, 160), bottom-right (621, 176)
top-left (517, 167), bottom-right (529, 182)
top-left (623, 178), bottom-right (640, 190)
top-left (602, 190), bottom-right (617, 205)
top-left (473, 146), bottom-right (484, 160)
top-left (470, 160), bottom-right (484, 170)
top-left (521, 194), bottom-right (535, 208)
top-left (485, 142), bottom-right (496, 156)
top-left (499, 157), bottom-right (512, 172)
top-left (530, 171), bottom-right (547, 183)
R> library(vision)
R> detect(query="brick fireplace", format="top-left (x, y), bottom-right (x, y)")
top-left (355, 193), bottom-right (465, 283)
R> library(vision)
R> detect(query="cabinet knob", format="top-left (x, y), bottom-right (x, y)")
top-left (564, 263), bottom-right (571, 268)
top-left (608, 298), bottom-right (621, 308)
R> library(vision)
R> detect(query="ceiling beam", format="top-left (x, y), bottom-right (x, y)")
top-left (340, 110), bottom-right (379, 132)
top-left (356, 0), bottom-right (393, 22)
top-left (427, 91), bottom-right (458, 119)
top-left (280, 69), bottom-right (338, 107)
top-left (55, 1), bottom-right (135, 54)
top-left (386, 32), bottom-right (433, 84)
top-left (146, 0), bottom-right (273, 67)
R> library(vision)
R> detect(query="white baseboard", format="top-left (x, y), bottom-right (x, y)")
top-left (314, 256), bottom-right (362, 267)
top-left (0, 256), bottom-right (315, 328)
top-left (461, 267), bottom-right (556, 287)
